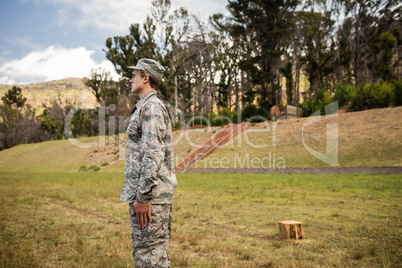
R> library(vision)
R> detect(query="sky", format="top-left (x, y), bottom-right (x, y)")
top-left (0, 0), bottom-right (229, 85)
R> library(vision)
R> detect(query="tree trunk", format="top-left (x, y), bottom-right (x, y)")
top-left (295, 56), bottom-right (300, 106)
top-left (174, 73), bottom-right (178, 121)
top-left (354, 12), bottom-right (361, 88)
top-left (235, 73), bottom-right (239, 112)
top-left (241, 70), bottom-right (246, 110)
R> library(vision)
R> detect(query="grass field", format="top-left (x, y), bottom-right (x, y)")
top-left (0, 172), bottom-right (400, 267)
top-left (0, 107), bottom-right (401, 173)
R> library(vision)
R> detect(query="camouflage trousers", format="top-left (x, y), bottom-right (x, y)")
top-left (129, 204), bottom-right (172, 268)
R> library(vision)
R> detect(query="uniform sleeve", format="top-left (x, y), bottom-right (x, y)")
top-left (135, 103), bottom-right (167, 203)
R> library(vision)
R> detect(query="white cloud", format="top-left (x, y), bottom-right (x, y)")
top-left (0, 76), bottom-right (16, 85)
top-left (40, 0), bottom-right (228, 34)
top-left (47, 0), bottom-right (151, 34)
top-left (173, 0), bottom-right (229, 17)
top-left (0, 46), bottom-right (120, 85)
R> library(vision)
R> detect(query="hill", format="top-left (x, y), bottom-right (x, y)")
top-left (0, 107), bottom-right (401, 172)
top-left (0, 78), bottom-right (97, 112)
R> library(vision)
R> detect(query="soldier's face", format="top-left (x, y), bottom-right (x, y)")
top-left (130, 70), bottom-right (143, 94)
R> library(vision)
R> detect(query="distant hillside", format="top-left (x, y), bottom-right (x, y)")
top-left (0, 78), bottom-right (97, 111)
top-left (0, 106), bottom-right (400, 173)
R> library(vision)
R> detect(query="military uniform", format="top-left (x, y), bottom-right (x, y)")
top-left (120, 59), bottom-right (176, 268)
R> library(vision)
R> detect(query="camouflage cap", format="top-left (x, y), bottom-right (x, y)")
top-left (128, 58), bottom-right (165, 82)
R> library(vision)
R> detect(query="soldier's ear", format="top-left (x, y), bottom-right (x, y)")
top-left (144, 74), bottom-right (150, 83)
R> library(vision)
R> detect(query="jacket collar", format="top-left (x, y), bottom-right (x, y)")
top-left (131, 90), bottom-right (157, 114)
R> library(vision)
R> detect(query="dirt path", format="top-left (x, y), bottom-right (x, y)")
top-left (186, 166), bottom-right (402, 174)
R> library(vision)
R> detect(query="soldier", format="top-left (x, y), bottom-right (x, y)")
top-left (120, 58), bottom-right (177, 267)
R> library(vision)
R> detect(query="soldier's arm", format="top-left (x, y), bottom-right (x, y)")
top-left (136, 103), bottom-right (167, 203)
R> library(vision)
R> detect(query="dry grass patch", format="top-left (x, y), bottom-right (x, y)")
top-left (196, 107), bottom-right (402, 168)
top-left (0, 107), bottom-right (401, 173)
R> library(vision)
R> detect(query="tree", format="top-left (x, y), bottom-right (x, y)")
top-left (226, 0), bottom-right (298, 114)
top-left (84, 68), bottom-right (118, 106)
top-left (0, 86), bottom-right (26, 134)
top-left (298, 9), bottom-right (335, 97)
top-left (151, 0), bottom-right (191, 119)
top-left (334, 17), bottom-right (353, 85)
top-left (1, 86), bottom-right (26, 109)
top-left (38, 95), bottom-right (74, 140)
top-left (378, 32), bottom-right (397, 81)
top-left (280, 61), bottom-right (294, 104)
top-left (0, 89), bottom-right (47, 149)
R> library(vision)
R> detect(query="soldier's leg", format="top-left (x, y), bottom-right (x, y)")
top-left (129, 204), bottom-right (172, 268)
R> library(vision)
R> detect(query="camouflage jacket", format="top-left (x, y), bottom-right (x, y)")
top-left (120, 90), bottom-right (177, 204)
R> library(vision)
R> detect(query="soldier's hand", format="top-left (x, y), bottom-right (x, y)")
top-left (132, 200), bottom-right (152, 228)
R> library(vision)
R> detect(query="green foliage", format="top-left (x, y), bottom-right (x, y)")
top-left (209, 112), bottom-right (225, 126)
top-left (299, 89), bottom-right (332, 116)
top-left (378, 32), bottom-right (396, 81)
top-left (188, 116), bottom-right (209, 127)
top-left (242, 105), bottom-right (265, 122)
top-left (221, 108), bottom-right (238, 123)
top-left (70, 109), bottom-right (92, 137)
top-left (0, 104), bottom-right (19, 128)
top-left (100, 162), bottom-right (108, 167)
top-left (333, 84), bottom-right (354, 107)
top-left (101, 0), bottom-right (400, 118)
top-left (301, 80), bottom-right (401, 115)
top-left (83, 68), bottom-right (118, 105)
top-left (321, 81), bottom-right (402, 114)
top-left (88, 165), bottom-right (101, 172)
top-left (392, 80), bottom-right (402, 106)
top-left (350, 82), bottom-right (394, 111)
top-left (227, 0), bottom-right (298, 105)
top-left (1, 86), bottom-right (27, 109)
top-left (298, 10), bottom-right (335, 95)
top-left (40, 116), bottom-right (63, 140)
top-left (173, 121), bottom-right (182, 128)
top-left (209, 108), bottom-right (239, 126)
top-left (78, 165), bottom-right (88, 172)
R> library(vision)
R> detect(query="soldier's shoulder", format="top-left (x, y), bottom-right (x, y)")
top-left (147, 96), bottom-right (166, 109)
top-left (141, 97), bottom-right (166, 115)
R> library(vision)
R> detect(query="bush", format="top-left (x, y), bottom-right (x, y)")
top-left (187, 115), bottom-right (209, 127)
top-left (392, 80), bottom-right (402, 106)
top-left (71, 108), bottom-right (92, 137)
top-left (209, 112), bottom-right (225, 126)
top-left (174, 121), bottom-right (182, 128)
top-left (299, 89), bottom-right (332, 116)
top-left (78, 165), bottom-right (88, 172)
top-left (242, 105), bottom-right (265, 122)
top-left (88, 165), bottom-right (101, 172)
top-left (369, 82), bottom-right (393, 108)
top-left (333, 84), bottom-right (354, 107)
top-left (209, 108), bottom-right (239, 126)
top-left (221, 108), bottom-right (238, 123)
top-left (350, 82), bottom-right (394, 111)
top-left (101, 162), bottom-right (108, 166)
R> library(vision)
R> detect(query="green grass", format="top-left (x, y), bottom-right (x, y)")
top-left (0, 172), bottom-right (400, 267)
